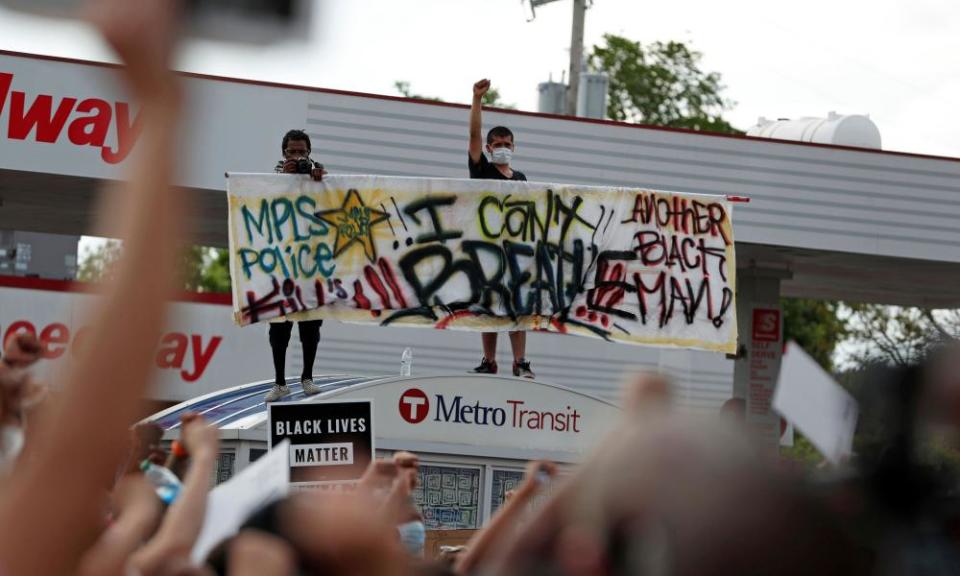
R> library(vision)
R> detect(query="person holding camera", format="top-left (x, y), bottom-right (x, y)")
top-left (274, 129), bottom-right (327, 179)
top-left (265, 129), bottom-right (327, 402)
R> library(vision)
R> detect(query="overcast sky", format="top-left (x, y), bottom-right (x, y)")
top-left (0, 0), bottom-right (958, 159)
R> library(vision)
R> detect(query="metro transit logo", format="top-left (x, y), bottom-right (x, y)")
top-left (399, 388), bottom-right (429, 424)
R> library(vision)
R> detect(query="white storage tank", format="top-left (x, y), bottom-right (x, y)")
top-left (537, 80), bottom-right (567, 115)
top-left (747, 112), bottom-right (881, 150)
top-left (576, 72), bottom-right (609, 120)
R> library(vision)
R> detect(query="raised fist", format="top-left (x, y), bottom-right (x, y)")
top-left (473, 79), bottom-right (491, 99)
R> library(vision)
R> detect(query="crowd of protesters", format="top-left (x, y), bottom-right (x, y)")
top-left (4, 1), bottom-right (960, 575)
top-left (0, 312), bottom-right (859, 576)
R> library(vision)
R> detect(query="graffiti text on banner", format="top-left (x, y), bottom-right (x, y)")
top-left (227, 174), bottom-right (738, 353)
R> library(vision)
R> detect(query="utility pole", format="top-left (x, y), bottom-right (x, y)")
top-left (525, 0), bottom-right (590, 116)
top-left (565, 0), bottom-right (587, 116)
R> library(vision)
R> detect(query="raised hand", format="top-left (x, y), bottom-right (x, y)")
top-left (473, 78), bottom-right (491, 100)
top-left (228, 532), bottom-right (296, 576)
top-left (2, 333), bottom-right (41, 369)
top-left (180, 413), bottom-right (219, 459)
top-left (522, 459), bottom-right (557, 489)
top-left (85, 0), bottom-right (182, 99)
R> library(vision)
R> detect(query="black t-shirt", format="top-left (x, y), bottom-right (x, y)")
top-left (468, 153), bottom-right (527, 181)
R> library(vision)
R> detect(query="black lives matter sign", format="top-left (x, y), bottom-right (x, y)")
top-left (268, 400), bottom-right (374, 484)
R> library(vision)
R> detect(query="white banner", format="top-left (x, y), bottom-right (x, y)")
top-left (228, 174), bottom-right (738, 353)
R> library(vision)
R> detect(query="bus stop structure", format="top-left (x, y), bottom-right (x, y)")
top-left (148, 373), bottom-right (620, 533)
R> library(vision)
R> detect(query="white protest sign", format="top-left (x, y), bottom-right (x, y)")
top-left (773, 342), bottom-right (858, 464)
top-left (191, 439), bottom-right (290, 563)
top-left (227, 174), bottom-right (739, 354)
top-left (268, 399), bottom-right (374, 487)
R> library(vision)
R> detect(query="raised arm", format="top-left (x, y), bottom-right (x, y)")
top-left (0, 0), bottom-right (187, 573)
top-left (130, 415), bottom-right (218, 574)
top-left (227, 532), bottom-right (296, 576)
top-left (454, 460), bottom-right (557, 575)
top-left (469, 79), bottom-right (490, 164)
top-left (75, 475), bottom-right (163, 576)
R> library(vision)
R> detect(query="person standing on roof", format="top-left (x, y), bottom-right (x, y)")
top-left (265, 129), bottom-right (327, 402)
top-left (467, 79), bottom-right (534, 380)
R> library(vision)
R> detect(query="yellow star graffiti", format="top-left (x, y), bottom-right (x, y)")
top-left (315, 189), bottom-right (390, 263)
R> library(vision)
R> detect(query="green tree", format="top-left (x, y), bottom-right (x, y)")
top-left (77, 239), bottom-right (123, 283)
top-left (841, 304), bottom-right (958, 367)
top-left (194, 248), bottom-right (231, 293)
top-left (393, 80), bottom-right (515, 109)
top-left (782, 298), bottom-right (848, 371)
top-left (588, 35), bottom-right (739, 133)
top-left (393, 81), bottom-right (443, 102)
top-left (181, 245), bottom-right (205, 292)
top-left (583, 35), bottom-right (851, 464)
top-left (77, 241), bottom-right (231, 293)
top-left (176, 246), bottom-right (231, 293)
top-left (780, 433), bottom-right (824, 467)
top-left (586, 35), bottom-right (849, 370)
top-left (582, 34), bottom-right (957, 469)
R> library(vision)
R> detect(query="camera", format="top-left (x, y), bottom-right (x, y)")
top-left (295, 158), bottom-right (313, 174)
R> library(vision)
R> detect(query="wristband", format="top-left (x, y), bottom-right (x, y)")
top-left (171, 440), bottom-right (188, 458)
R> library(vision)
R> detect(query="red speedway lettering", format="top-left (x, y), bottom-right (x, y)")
top-left (0, 72), bottom-right (142, 164)
top-left (155, 333), bottom-right (223, 382)
top-left (2, 320), bottom-right (221, 382)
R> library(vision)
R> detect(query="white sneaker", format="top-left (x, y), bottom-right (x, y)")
top-left (302, 378), bottom-right (321, 396)
top-left (264, 384), bottom-right (290, 402)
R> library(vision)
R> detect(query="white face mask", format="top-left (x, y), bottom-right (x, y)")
top-left (490, 146), bottom-right (513, 166)
top-left (397, 520), bottom-right (426, 557)
top-left (0, 424), bottom-right (24, 474)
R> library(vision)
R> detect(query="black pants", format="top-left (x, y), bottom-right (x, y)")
top-left (268, 320), bottom-right (322, 385)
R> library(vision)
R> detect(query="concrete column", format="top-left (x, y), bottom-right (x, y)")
top-left (732, 267), bottom-right (790, 452)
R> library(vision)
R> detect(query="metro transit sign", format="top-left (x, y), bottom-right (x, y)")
top-left (397, 386), bottom-right (583, 433)
top-left (320, 375), bottom-right (620, 462)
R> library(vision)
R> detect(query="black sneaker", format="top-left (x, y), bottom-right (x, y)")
top-left (470, 358), bottom-right (498, 374)
top-left (513, 359), bottom-right (535, 379)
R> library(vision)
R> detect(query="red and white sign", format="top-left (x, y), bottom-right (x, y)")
top-left (328, 375), bottom-right (621, 461)
top-left (0, 53), bottom-right (307, 191)
top-left (746, 308), bottom-right (783, 450)
top-left (0, 276), bottom-right (270, 401)
top-left (398, 388), bottom-right (430, 424)
top-left (752, 308), bottom-right (780, 343)
top-left (0, 71), bottom-right (140, 165)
